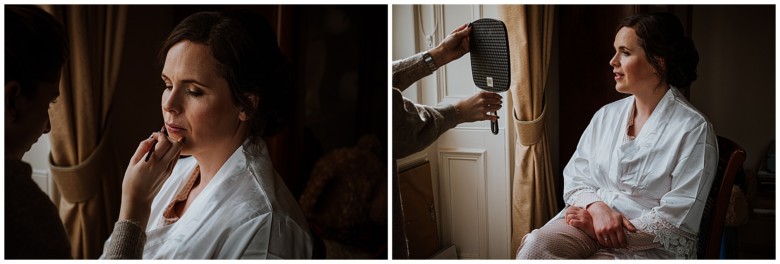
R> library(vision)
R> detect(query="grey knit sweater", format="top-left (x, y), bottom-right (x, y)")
top-left (392, 52), bottom-right (459, 159)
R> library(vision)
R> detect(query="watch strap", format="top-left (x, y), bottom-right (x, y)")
top-left (423, 51), bottom-right (438, 72)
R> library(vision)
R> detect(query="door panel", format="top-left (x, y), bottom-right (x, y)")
top-left (393, 4), bottom-right (511, 259)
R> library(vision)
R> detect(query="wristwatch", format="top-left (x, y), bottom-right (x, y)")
top-left (423, 51), bottom-right (438, 72)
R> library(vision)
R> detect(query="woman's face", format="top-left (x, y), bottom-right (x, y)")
top-left (161, 40), bottom-right (247, 156)
top-left (609, 27), bottom-right (661, 94)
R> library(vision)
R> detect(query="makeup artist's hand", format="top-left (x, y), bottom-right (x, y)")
top-left (118, 131), bottom-right (183, 229)
top-left (454, 91), bottom-right (502, 123)
top-left (428, 23), bottom-right (471, 67)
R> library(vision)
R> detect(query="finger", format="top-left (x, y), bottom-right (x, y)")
top-left (158, 141), bottom-right (182, 184)
top-left (160, 138), bottom-right (183, 164)
top-left (481, 99), bottom-right (500, 109)
top-left (450, 23), bottom-right (469, 34)
top-left (163, 153), bottom-right (179, 183)
top-left (616, 229), bottom-right (627, 248)
top-left (487, 104), bottom-right (502, 112)
top-left (601, 235), bottom-right (611, 248)
top-left (569, 219), bottom-right (585, 229)
top-left (575, 210), bottom-right (587, 220)
top-left (609, 233), bottom-right (620, 248)
top-left (623, 217), bottom-right (637, 232)
top-left (487, 97), bottom-right (503, 105)
top-left (132, 134), bottom-right (157, 164)
top-left (152, 132), bottom-right (174, 161)
top-left (479, 91), bottom-right (500, 99)
top-left (484, 112), bottom-right (498, 121)
top-left (162, 145), bottom-right (181, 176)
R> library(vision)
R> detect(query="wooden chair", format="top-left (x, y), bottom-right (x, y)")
top-left (697, 136), bottom-right (746, 259)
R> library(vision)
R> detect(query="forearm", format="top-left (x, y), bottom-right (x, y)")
top-left (103, 219), bottom-right (146, 259)
top-left (392, 52), bottom-right (433, 91)
top-left (392, 88), bottom-right (458, 159)
top-left (103, 195), bottom-right (151, 259)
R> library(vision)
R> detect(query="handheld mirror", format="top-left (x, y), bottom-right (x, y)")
top-left (469, 18), bottom-right (510, 135)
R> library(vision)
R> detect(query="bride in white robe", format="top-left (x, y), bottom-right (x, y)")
top-left (560, 86), bottom-right (717, 258)
top-left (142, 139), bottom-right (311, 258)
top-left (517, 12), bottom-right (717, 259)
top-left (101, 10), bottom-right (311, 259)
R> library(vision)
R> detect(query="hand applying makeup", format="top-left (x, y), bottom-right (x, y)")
top-left (144, 126), bottom-right (168, 162)
top-left (118, 127), bottom-right (183, 229)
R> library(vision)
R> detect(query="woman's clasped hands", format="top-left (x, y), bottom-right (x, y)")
top-left (565, 202), bottom-right (637, 249)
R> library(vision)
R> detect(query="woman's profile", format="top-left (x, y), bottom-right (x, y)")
top-left (516, 12), bottom-right (717, 259)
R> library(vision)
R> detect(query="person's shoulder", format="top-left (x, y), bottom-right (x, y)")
top-left (668, 87), bottom-right (710, 127)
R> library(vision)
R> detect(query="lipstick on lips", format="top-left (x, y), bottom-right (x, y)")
top-left (614, 72), bottom-right (625, 81)
top-left (144, 125), bottom-right (168, 162)
top-left (165, 123), bottom-right (185, 134)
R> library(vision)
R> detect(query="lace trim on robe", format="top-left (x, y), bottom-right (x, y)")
top-left (564, 187), bottom-right (600, 208)
top-left (631, 208), bottom-right (697, 259)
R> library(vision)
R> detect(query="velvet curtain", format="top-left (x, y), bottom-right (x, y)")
top-left (45, 5), bottom-right (127, 259)
top-left (499, 5), bottom-right (559, 254)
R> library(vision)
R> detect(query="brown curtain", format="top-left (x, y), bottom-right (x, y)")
top-left (499, 5), bottom-right (558, 254)
top-left (45, 6), bottom-right (127, 259)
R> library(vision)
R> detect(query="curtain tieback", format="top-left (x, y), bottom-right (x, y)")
top-left (49, 137), bottom-right (118, 203)
top-left (514, 99), bottom-right (547, 146)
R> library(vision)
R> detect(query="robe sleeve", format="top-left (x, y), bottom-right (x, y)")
top-left (628, 122), bottom-right (718, 259)
top-left (237, 212), bottom-right (313, 259)
top-left (562, 109), bottom-right (603, 208)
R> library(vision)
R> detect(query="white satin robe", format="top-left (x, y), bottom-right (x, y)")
top-left (558, 87), bottom-right (718, 259)
top-left (103, 139), bottom-right (312, 259)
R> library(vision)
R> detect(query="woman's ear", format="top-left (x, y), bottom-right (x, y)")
top-left (5, 81), bottom-right (21, 123)
top-left (239, 94), bottom-right (259, 122)
top-left (655, 57), bottom-right (666, 74)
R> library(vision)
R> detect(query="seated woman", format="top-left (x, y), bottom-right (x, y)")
top-left (101, 10), bottom-right (311, 259)
top-left (516, 12), bottom-right (717, 259)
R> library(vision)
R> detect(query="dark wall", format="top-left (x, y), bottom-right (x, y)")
top-left (556, 5), bottom-right (635, 207)
top-left (691, 5), bottom-right (775, 171)
top-left (111, 6), bottom-right (175, 165)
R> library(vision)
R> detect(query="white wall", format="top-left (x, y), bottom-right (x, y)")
top-left (21, 134), bottom-right (54, 197)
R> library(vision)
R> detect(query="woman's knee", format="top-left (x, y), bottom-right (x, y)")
top-left (516, 220), bottom-right (594, 259)
top-left (516, 229), bottom-right (555, 259)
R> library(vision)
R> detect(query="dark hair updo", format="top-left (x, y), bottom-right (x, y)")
top-left (619, 12), bottom-right (699, 88)
top-left (6, 5), bottom-right (69, 98)
top-left (159, 9), bottom-right (292, 142)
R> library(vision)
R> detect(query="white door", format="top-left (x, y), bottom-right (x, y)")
top-left (393, 4), bottom-right (512, 259)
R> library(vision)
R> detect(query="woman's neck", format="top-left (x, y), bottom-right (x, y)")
top-left (193, 131), bottom-right (249, 186)
top-left (633, 83), bottom-right (669, 119)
